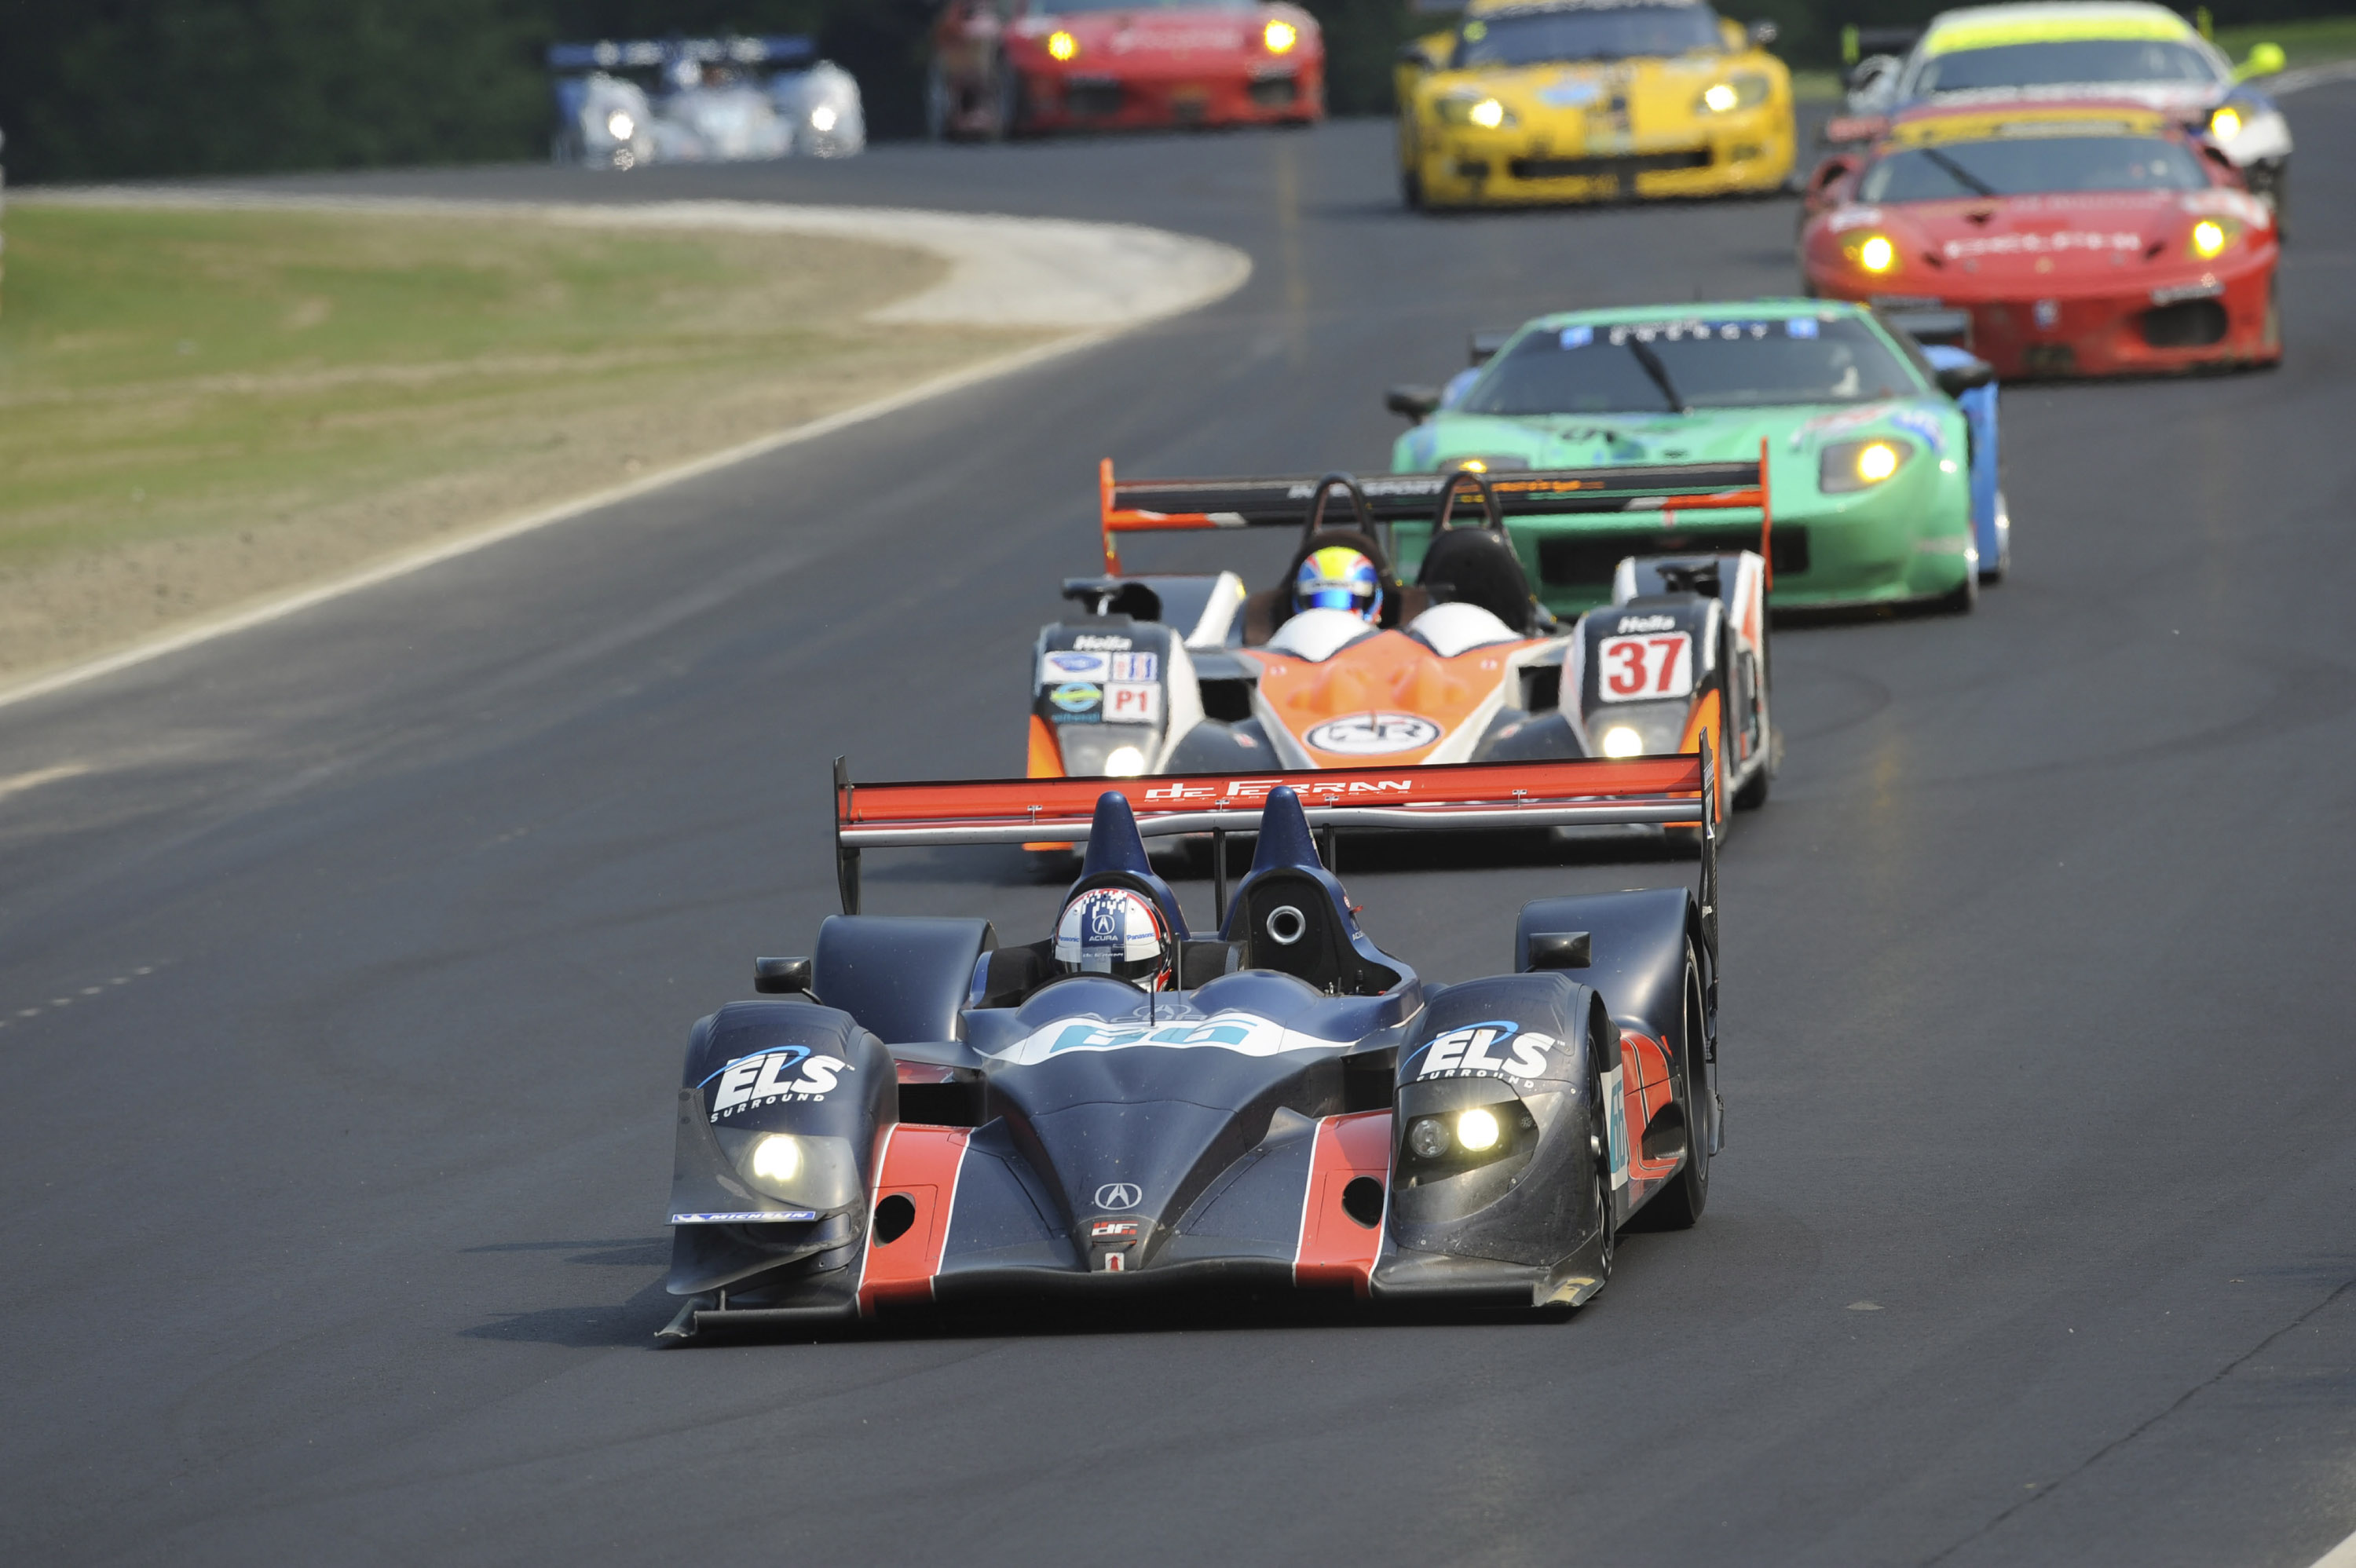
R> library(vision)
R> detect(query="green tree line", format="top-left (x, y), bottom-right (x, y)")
top-left (0, 0), bottom-right (2337, 183)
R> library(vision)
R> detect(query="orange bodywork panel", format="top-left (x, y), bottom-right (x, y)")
top-left (1024, 715), bottom-right (1070, 852)
top-left (1294, 1111), bottom-right (1392, 1296)
top-left (1248, 632), bottom-right (1533, 766)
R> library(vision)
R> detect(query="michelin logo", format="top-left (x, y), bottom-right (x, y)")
top-left (704, 1047), bottom-right (851, 1120)
top-left (1410, 1021), bottom-right (1560, 1085)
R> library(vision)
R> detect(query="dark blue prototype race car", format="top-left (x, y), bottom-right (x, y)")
top-left (660, 751), bottom-right (1726, 1336)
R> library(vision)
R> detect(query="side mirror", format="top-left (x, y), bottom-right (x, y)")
top-left (754, 956), bottom-right (815, 996)
top-left (2235, 42), bottom-right (2285, 80)
top-left (1747, 19), bottom-right (1779, 46)
top-left (1934, 356), bottom-right (1995, 397)
top-left (1526, 931), bottom-right (1592, 970)
top-left (1386, 383), bottom-right (1442, 420)
top-left (1396, 39), bottom-right (1441, 71)
top-left (1802, 153), bottom-right (1860, 210)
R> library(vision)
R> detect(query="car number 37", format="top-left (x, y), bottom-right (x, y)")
top-left (1598, 633), bottom-right (1693, 702)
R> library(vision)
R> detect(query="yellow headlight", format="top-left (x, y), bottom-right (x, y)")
top-left (1456, 1107), bottom-right (1502, 1152)
top-left (1264, 18), bottom-right (1298, 53)
top-left (1856, 442), bottom-right (1901, 484)
top-left (2190, 218), bottom-right (2230, 258)
top-left (1047, 29), bottom-right (1078, 61)
top-left (1702, 82), bottom-right (1740, 112)
top-left (1457, 458), bottom-right (1488, 473)
top-left (1469, 97), bottom-right (1506, 129)
top-left (1857, 234), bottom-right (1898, 274)
top-left (1601, 726), bottom-right (1645, 758)
top-left (2209, 105), bottom-right (2242, 141)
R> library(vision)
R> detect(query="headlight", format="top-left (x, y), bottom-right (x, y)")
top-left (1696, 73), bottom-right (1770, 114)
top-left (1436, 93), bottom-right (1516, 129)
top-left (605, 110), bottom-right (636, 141)
top-left (2190, 217), bottom-right (2235, 259)
top-left (1820, 437), bottom-right (1913, 492)
top-left (1600, 724), bottom-right (1647, 758)
top-left (1851, 233), bottom-right (1899, 274)
top-left (1455, 1106), bottom-right (1502, 1151)
top-left (1048, 29), bottom-right (1079, 61)
top-left (2209, 105), bottom-right (2243, 141)
top-left (1408, 1117), bottom-right (1451, 1158)
top-left (1446, 455), bottom-right (1530, 474)
top-left (1056, 724), bottom-right (1159, 777)
top-left (714, 1129), bottom-right (863, 1209)
top-left (810, 104), bottom-right (838, 133)
top-left (1264, 18), bottom-right (1299, 53)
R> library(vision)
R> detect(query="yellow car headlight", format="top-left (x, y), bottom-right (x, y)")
top-left (1850, 233), bottom-right (1900, 275)
top-left (2190, 217), bottom-right (2236, 259)
top-left (1435, 92), bottom-right (1516, 130)
top-left (1696, 72), bottom-right (1771, 114)
top-left (1047, 29), bottom-right (1078, 61)
top-left (2208, 105), bottom-right (2242, 141)
top-left (1264, 18), bottom-right (1298, 53)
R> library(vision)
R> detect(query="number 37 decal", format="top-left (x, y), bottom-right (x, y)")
top-left (1597, 632), bottom-right (1693, 703)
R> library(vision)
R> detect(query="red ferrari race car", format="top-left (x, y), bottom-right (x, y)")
top-left (1799, 101), bottom-right (2279, 378)
top-left (927, 0), bottom-right (1324, 138)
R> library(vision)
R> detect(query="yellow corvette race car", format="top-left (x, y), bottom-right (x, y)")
top-left (1396, 0), bottom-right (1795, 209)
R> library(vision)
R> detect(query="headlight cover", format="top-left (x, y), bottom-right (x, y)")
top-left (1444, 454), bottom-right (1531, 473)
top-left (604, 110), bottom-right (636, 141)
top-left (1588, 701), bottom-right (1689, 757)
top-left (1436, 93), bottom-right (1516, 130)
top-left (1056, 723), bottom-right (1160, 777)
top-left (712, 1129), bottom-right (863, 1211)
top-left (1848, 232), bottom-right (1900, 274)
top-left (1820, 436), bottom-right (1913, 493)
top-left (1696, 72), bottom-right (1771, 114)
top-left (1264, 18), bottom-right (1299, 53)
top-left (2208, 104), bottom-right (2243, 141)
top-left (2189, 217), bottom-right (2237, 259)
top-left (1047, 29), bottom-right (1079, 61)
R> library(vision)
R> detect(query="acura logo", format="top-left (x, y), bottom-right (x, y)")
top-left (1094, 1182), bottom-right (1142, 1212)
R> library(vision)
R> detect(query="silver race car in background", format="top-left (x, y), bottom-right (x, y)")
top-left (549, 36), bottom-right (866, 169)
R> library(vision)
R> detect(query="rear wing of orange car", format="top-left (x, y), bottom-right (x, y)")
top-left (832, 745), bottom-right (1720, 961)
top-left (1097, 448), bottom-right (1774, 581)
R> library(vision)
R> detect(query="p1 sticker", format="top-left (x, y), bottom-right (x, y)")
top-left (1103, 682), bottom-right (1162, 724)
top-left (1597, 632), bottom-right (1692, 703)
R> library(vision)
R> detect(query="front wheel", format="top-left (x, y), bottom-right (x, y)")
top-left (1935, 560), bottom-right (1979, 615)
top-left (1586, 1046), bottom-right (1618, 1282)
top-left (1630, 945), bottom-right (1710, 1229)
top-left (1401, 165), bottom-right (1424, 210)
top-left (924, 60), bottom-right (952, 141)
top-left (987, 57), bottom-right (1023, 140)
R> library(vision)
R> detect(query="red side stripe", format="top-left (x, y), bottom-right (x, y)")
top-left (1293, 1111), bottom-right (1392, 1297)
top-left (856, 1125), bottom-right (971, 1315)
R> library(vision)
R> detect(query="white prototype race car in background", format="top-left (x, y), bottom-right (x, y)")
top-left (549, 35), bottom-right (865, 168)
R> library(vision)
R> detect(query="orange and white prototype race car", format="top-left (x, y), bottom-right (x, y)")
top-left (1021, 462), bottom-right (1779, 836)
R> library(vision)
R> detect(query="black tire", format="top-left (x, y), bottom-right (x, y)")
top-left (1935, 561), bottom-right (1978, 615)
top-left (924, 60), bottom-right (951, 142)
top-left (1586, 1047), bottom-right (1618, 1285)
top-left (1732, 762), bottom-right (1769, 811)
top-left (1632, 946), bottom-right (1710, 1230)
top-left (1401, 165), bottom-right (1424, 210)
top-left (987, 57), bottom-right (1023, 141)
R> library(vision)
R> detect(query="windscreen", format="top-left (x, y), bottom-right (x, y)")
top-left (1912, 38), bottom-right (2222, 93)
top-left (1456, 4), bottom-right (1726, 65)
top-left (1461, 317), bottom-right (1919, 414)
top-left (1860, 132), bottom-right (2208, 199)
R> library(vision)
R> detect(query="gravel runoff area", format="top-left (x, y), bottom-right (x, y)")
top-left (0, 192), bottom-right (1249, 703)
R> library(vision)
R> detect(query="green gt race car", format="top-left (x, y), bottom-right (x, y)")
top-left (1387, 300), bottom-right (1993, 616)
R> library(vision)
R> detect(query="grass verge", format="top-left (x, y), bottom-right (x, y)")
top-left (0, 203), bottom-right (1043, 681)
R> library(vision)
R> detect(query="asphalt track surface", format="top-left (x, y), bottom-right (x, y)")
top-left (5, 102), bottom-right (2356, 1566)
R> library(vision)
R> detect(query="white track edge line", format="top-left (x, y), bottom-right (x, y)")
top-left (0, 317), bottom-right (1136, 715)
top-left (2309, 1526), bottom-right (2356, 1568)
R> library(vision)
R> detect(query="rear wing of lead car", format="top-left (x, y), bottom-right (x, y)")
top-left (1097, 447), bottom-right (1776, 582)
top-left (546, 35), bottom-right (815, 72)
top-left (832, 746), bottom-right (1720, 962)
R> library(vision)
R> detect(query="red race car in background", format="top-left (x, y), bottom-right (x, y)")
top-left (1799, 101), bottom-right (2279, 378)
top-left (927, 0), bottom-right (1323, 138)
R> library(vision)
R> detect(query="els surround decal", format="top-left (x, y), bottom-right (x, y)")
top-left (704, 1047), bottom-right (853, 1120)
top-left (1408, 1020), bottom-right (1561, 1086)
top-left (1304, 712), bottom-right (1443, 755)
